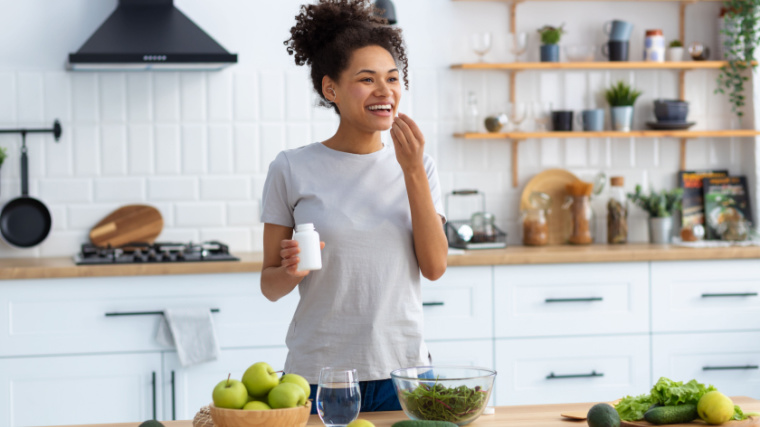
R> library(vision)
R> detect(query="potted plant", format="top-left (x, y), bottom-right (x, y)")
top-left (0, 146), bottom-right (6, 197)
top-left (538, 24), bottom-right (565, 62)
top-left (627, 185), bottom-right (683, 243)
top-left (667, 40), bottom-right (684, 61)
top-left (604, 80), bottom-right (642, 132)
top-left (716, 1), bottom-right (758, 118)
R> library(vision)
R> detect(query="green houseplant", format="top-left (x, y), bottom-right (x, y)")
top-left (604, 80), bottom-right (642, 132)
top-left (537, 24), bottom-right (565, 62)
top-left (627, 184), bottom-right (684, 243)
top-left (0, 146), bottom-right (6, 168)
top-left (716, 1), bottom-right (759, 118)
top-left (667, 40), bottom-right (684, 61)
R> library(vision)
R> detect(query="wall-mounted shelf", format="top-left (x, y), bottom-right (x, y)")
top-left (451, 61), bottom-right (746, 70)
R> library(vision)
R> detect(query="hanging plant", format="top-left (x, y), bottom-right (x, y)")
top-left (716, 0), bottom-right (759, 118)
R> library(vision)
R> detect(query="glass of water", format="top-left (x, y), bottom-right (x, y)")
top-left (316, 367), bottom-right (361, 427)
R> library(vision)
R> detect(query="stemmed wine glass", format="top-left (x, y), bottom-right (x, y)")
top-left (470, 32), bottom-right (493, 63)
top-left (508, 32), bottom-right (529, 62)
top-left (316, 367), bottom-right (361, 427)
top-left (531, 101), bottom-right (553, 131)
top-left (508, 102), bottom-right (527, 132)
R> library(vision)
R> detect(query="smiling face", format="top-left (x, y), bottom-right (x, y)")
top-left (327, 45), bottom-right (401, 132)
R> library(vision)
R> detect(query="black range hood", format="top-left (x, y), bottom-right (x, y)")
top-left (68, 0), bottom-right (237, 71)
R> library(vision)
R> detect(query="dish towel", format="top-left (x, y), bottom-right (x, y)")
top-left (156, 307), bottom-right (221, 367)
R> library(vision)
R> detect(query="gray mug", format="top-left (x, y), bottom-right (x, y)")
top-left (603, 20), bottom-right (633, 41)
top-left (577, 109), bottom-right (605, 131)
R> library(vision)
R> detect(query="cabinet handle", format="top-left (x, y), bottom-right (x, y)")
top-left (703, 365), bottom-right (759, 371)
top-left (105, 308), bottom-right (220, 317)
top-left (423, 302), bottom-right (445, 307)
top-left (547, 370), bottom-right (604, 379)
top-left (171, 370), bottom-right (176, 421)
top-left (545, 297), bottom-right (603, 303)
top-left (151, 371), bottom-right (157, 420)
top-left (701, 293), bottom-right (758, 298)
top-left (452, 189), bottom-right (479, 195)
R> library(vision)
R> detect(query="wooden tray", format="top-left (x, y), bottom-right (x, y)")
top-left (520, 168), bottom-right (580, 245)
top-left (621, 417), bottom-right (759, 427)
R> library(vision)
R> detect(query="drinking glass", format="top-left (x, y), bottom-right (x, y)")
top-left (508, 102), bottom-right (527, 132)
top-left (508, 32), bottom-right (529, 62)
top-left (316, 367), bottom-right (361, 427)
top-left (470, 32), bottom-right (492, 62)
top-left (532, 101), bottom-right (553, 131)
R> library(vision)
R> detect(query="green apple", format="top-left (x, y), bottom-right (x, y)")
top-left (243, 401), bottom-right (271, 411)
top-left (246, 394), bottom-right (267, 403)
top-left (268, 382), bottom-right (307, 409)
top-left (347, 420), bottom-right (375, 427)
top-left (242, 362), bottom-right (280, 398)
top-left (280, 373), bottom-right (311, 399)
top-left (212, 374), bottom-right (248, 409)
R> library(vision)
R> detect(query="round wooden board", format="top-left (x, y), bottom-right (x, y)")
top-left (520, 168), bottom-right (580, 245)
top-left (621, 417), bottom-right (760, 427)
top-left (89, 204), bottom-right (164, 248)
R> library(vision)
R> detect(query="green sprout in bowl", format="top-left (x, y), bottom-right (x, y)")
top-left (400, 379), bottom-right (489, 425)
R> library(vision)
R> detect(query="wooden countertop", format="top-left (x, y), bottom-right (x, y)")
top-left (44, 396), bottom-right (760, 427)
top-left (4, 244), bottom-right (760, 280)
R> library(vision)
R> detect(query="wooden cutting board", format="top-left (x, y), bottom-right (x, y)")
top-left (621, 417), bottom-right (759, 427)
top-left (89, 205), bottom-right (163, 248)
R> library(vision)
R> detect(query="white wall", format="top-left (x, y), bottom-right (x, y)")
top-left (0, 0), bottom-right (752, 257)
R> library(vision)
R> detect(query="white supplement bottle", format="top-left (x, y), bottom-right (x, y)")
top-left (293, 223), bottom-right (322, 272)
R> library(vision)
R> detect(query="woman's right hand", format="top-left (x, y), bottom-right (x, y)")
top-left (280, 239), bottom-right (325, 277)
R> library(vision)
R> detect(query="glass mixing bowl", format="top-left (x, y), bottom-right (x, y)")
top-left (565, 45), bottom-right (596, 61)
top-left (390, 366), bottom-right (496, 426)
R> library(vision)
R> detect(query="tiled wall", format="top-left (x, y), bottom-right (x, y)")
top-left (0, 0), bottom-right (755, 257)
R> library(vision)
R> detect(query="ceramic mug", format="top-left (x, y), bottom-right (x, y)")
top-left (603, 20), bottom-right (633, 41)
top-left (602, 40), bottom-right (629, 61)
top-left (577, 109), bottom-right (605, 131)
top-left (551, 111), bottom-right (574, 131)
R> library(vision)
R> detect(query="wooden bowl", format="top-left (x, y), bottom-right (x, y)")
top-left (209, 401), bottom-right (312, 427)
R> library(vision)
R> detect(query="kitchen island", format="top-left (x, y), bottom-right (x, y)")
top-left (43, 396), bottom-right (760, 427)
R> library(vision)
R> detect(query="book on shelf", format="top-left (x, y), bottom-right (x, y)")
top-left (678, 170), bottom-right (728, 229)
top-left (702, 175), bottom-right (753, 240)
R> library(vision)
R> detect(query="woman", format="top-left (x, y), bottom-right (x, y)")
top-left (260, 0), bottom-right (448, 413)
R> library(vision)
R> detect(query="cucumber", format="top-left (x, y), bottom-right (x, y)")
top-left (391, 421), bottom-right (458, 427)
top-left (644, 404), bottom-right (699, 425)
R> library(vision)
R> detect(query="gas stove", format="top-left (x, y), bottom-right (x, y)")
top-left (74, 241), bottom-right (240, 265)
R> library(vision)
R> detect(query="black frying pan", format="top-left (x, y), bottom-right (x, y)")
top-left (0, 121), bottom-right (61, 248)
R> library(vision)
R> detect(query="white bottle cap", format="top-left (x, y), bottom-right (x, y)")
top-left (295, 223), bottom-right (315, 232)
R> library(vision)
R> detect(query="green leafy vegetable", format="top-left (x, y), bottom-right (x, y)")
top-left (615, 394), bottom-right (655, 422)
top-left (400, 380), bottom-right (488, 424)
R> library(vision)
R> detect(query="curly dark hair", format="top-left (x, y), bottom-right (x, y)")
top-left (284, 0), bottom-right (409, 114)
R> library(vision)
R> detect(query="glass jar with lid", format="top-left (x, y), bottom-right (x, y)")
top-left (521, 192), bottom-right (550, 246)
top-left (607, 176), bottom-right (628, 244)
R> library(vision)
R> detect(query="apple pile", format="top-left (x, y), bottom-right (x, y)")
top-left (212, 361), bottom-right (310, 411)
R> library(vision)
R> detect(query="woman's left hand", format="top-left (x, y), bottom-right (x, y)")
top-left (391, 113), bottom-right (425, 173)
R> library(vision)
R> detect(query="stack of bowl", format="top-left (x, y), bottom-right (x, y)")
top-left (647, 99), bottom-right (695, 130)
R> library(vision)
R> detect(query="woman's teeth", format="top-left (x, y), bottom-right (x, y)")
top-left (368, 104), bottom-right (392, 111)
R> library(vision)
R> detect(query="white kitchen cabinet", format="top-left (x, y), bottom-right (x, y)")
top-left (652, 332), bottom-right (760, 399)
top-left (162, 346), bottom-right (289, 421)
top-left (0, 352), bottom-right (163, 427)
top-left (494, 334), bottom-right (651, 406)
top-left (651, 260), bottom-right (760, 333)
top-left (494, 263), bottom-right (649, 338)
top-left (422, 266), bottom-right (493, 340)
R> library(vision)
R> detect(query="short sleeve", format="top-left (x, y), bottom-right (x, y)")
top-left (260, 152), bottom-right (296, 228)
top-left (423, 154), bottom-right (446, 223)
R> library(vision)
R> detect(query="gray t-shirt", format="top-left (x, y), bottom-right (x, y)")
top-left (260, 141), bottom-right (445, 383)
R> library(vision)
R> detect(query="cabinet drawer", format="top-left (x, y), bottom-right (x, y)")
top-left (494, 335), bottom-right (651, 406)
top-left (422, 266), bottom-right (492, 340)
top-left (652, 331), bottom-right (760, 399)
top-left (0, 273), bottom-right (297, 357)
top-left (652, 260), bottom-right (760, 333)
top-left (494, 263), bottom-right (649, 337)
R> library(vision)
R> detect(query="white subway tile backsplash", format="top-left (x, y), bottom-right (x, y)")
top-left (208, 124), bottom-right (234, 173)
top-left (565, 138), bottom-right (587, 167)
top-left (39, 231), bottom-right (87, 257)
top-left (563, 72), bottom-right (587, 111)
top-left (0, 242), bottom-right (39, 258)
top-left (43, 127), bottom-right (73, 177)
top-left (154, 125), bottom-right (181, 174)
top-left (156, 228), bottom-right (199, 243)
top-left (0, 72), bottom-right (16, 124)
top-left (286, 70), bottom-right (311, 121)
top-left (71, 73), bottom-right (99, 122)
top-left (200, 177), bottom-right (249, 200)
top-left (72, 125), bottom-right (100, 176)
top-left (227, 201), bottom-right (259, 226)
top-left (43, 72), bottom-right (72, 123)
top-left (128, 124), bottom-right (154, 175)
top-left (127, 74), bottom-right (152, 122)
top-left (610, 138), bottom-right (635, 168)
top-left (148, 177), bottom-right (197, 201)
top-left (412, 69), bottom-right (439, 121)
top-left (251, 225), bottom-right (264, 251)
top-left (181, 72), bottom-right (207, 122)
top-left (48, 205), bottom-right (67, 231)
top-left (286, 123), bottom-right (310, 150)
top-left (200, 227), bottom-right (252, 251)
top-left (207, 71), bottom-right (233, 122)
top-left (101, 125), bottom-right (128, 176)
top-left (17, 72), bottom-right (44, 123)
top-left (234, 72), bottom-right (258, 121)
top-left (259, 124), bottom-right (285, 172)
top-left (540, 139), bottom-right (562, 166)
top-left (67, 204), bottom-right (119, 229)
top-left (94, 178), bottom-right (145, 202)
top-left (99, 73), bottom-right (126, 123)
top-left (659, 139), bottom-right (681, 170)
top-left (175, 203), bottom-right (225, 226)
top-left (39, 179), bottom-right (92, 203)
top-left (153, 73), bottom-right (180, 122)
top-left (181, 124), bottom-right (207, 174)
top-left (149, 202), bottom-right (174, 227)
top-left (233, 124), bottom-right (258, 174)
top-left (259, 70), bottom-right (285, 121)
top-left (634, 138), bottom-right (658, 169)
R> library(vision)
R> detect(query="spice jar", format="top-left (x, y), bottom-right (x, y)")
top-left (607, 176), bottom-right (628, 244)
top-left (522, 192), bottom-right (551, 246)
top-left (565, 181), bottom-right (595, 245)
top-left (471, 211), bottom-right (496, 243)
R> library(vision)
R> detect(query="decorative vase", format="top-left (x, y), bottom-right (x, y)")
top-left (649, 216), bottom-right (673, 244)
top-left (610, 106), bottom-right (634, 131)
top-left (666, 47), bottom-right (684, 61)
top-left (540, 44), bottom-right (559, 62)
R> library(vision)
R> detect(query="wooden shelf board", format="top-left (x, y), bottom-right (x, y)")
top-left (451, 61), bottom-right (737, 70)
top-left (454, 130), bottom-right (760, 139)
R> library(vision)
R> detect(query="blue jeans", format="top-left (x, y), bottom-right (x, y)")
top-left (309, 378), bottom-right (401, 414)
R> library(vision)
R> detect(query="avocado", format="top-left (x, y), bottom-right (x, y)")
top-left (587, 403), bottom-right (621, 427)
top-left (644, 404), bottom-right (699, 425)
top-left (138, 421), bottom-right (165, 427)
top-left (391, 421), bottom-right (458, 427)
